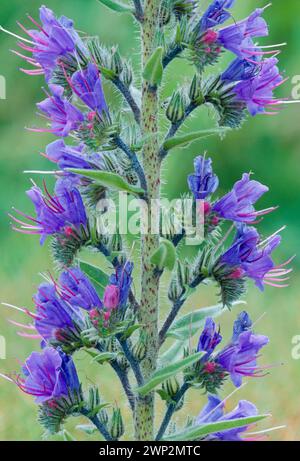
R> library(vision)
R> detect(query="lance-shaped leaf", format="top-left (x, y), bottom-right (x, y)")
top-left (143, 47), bottom-right (164, 87)
top-left (150, 239), bottom-right (176, 271)
top-left (76, 424), bottom-right (97, 435)
top-left (79, 260), bottom-right (109, 299)
top-left (97, 0), bottom-right (134, 14)
top-left (137, 351), bottom-right (204, 396)
top-left (85, 350), bottom-right (118, 364)
top-left (163, 128), bottom-right (228, 152)
top-left (166, 301), bottom-right (245, 342)
top-left (159, 339), bottom-right (189, 367)
top-left (67, 169), bottom-right (145, 196)
top-left (162, 414), bottom-right (269, 441)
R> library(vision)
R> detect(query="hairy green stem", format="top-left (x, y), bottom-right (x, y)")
top-left (155, 382), bottom-right (189, 440)
top-left (115, 135), bottom-right (147, 193)
top-left (112, 77), bottom-right (141, 124)
top-left (116, 335), bottom-right (144, 387)
top-left (81, 408), bottom-right (114, 441)
top-left (159, 102), bottom-right (198, 160)
top-left (96, 343), bottom-right (135, 412)
top-left (134, 0), bottom-right (161, 441)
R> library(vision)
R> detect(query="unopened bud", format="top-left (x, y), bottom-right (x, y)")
top-left (132, 340), bottom-right (147, 361)
top-left (121, 62), bottom-right (133, 87)
top-left (111, 49), bottom-right (123, 76)
top-left (189, 74), bottom-right (204, 104)
top-left (109, 408), bottom-right (124, 440)
top-left (162, 376), bottom-right (180, 398)
top-left (103, 285), bottom-right (120, 309)
top-left (166, 91), bottom-right (185, 123)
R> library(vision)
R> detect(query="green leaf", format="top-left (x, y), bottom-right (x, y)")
top-left (79, 260), bottom-right (109, 299)
top-left (167, 301), bottom-right (245, 342)
top-left (150, 239), bottom-right (176, 271)
top-left (76, 424), bottom-right (97, 435)
top-left (62, 429), bottom-right (76, 441)
top-left (163, 128), bottom-right (228, 152)
top-left (137, 352), bottom-right (204, 397)
top-left (159, 339), bottom-right (189, 367)
top-left (89, 351), bottom-right (118, 364)
top-left (97, 0), bottom-right (134, 14)
top-left (67, 169), bottom-right (145, 196)
top-left (121, 323), bottom-right (143, 340)
top-left (162, 414), bottom-right (269, 441)
top-left (143, 47), bottom-right (164, 87)
top-left (88, 403), bottom-right (111, 418)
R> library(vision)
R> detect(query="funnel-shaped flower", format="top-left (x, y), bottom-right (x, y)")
top-left (234, 58), bottom-right (284, 116)
top-left (59, 267), bottom-right (103, 311)
top-left (199, 1), bottom-right (235, 33)
top-left (16, 6), bottom-right (85, 80)
top-left (212, 173), bottom-right (271, 223)
top-left (217, 329), bottom-right (269, 387)
top-left (220, 224), bottom-right (285, 290)
top-left (188, 155), bottom-right (219, 200)
top-left (16, 347), bottom-right (80, 404)
top-left (196, 394), bottom-right (258, 441)
top-left (71, 63), bottom-right (108, 116)
top-left (36, 84), bottom-right (84, 137)
top-left (11, 179), bottom-right (87, 245)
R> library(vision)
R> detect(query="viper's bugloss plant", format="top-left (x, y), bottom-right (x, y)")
top-left (1, 1), bottom-right (294, 441)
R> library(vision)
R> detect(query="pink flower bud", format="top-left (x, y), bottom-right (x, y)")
top-left (104, 285), bottom-right (120, 309)
top-left (230, 267), bottom-right (245, 279)
top-left (202, 30), bottom-right (218, 45)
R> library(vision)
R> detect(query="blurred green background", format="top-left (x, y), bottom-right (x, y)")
top-left (0, 0), bottom-right (300, 441)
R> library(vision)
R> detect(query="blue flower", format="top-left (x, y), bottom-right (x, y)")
top-left (212, 173), bottom-right (271, 223)
top-left (59, 267), bottom-right (103, 311)
top-left (217, 328), bottom-right (269, 387)
top-left (218, 8), bottom-right (268, 59)
top-left (221, 57), bottom-right (260, 82)
top-left (16, 6), bottom-right (86, 80)
top-left (197, 318), bottom-right (222, 359)
top-left (109, 262), bottom-right (134, 308)
top-left (34, 282), bottom-right (84, 343)
top-left (220, 224), bottom-right (283, 291)
top-left (199, 1), bottom-right (236, 33)
top-left (36, 84), bottom-right (84, 137)
top-left (188, 155), bottom-right (219, 200)
top-left (233, 58), bottom-right (284, 116)
top-left (12, 179), bottom-right (87, 245)
top-left (16, 347), bottom-right (80, 404)
top-left (71, 63), bottom-right (108, 116)
top-left (196, 394), bottom-right (258, 441)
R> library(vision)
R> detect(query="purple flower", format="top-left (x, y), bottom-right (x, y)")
top-left (233, 58), bottom-right (284, 116)
top-left (16, 347), bottom-right (80, 403)
top-left (196, 394), bottom-right (258, 441)
top-left (11, 179), bottom-right (87, 245)
top-left (16, 6), bottom-right (85, 80)
top-left (197, 318), bottom-right (222, 358)
top-left (232, 311), bottom-right (252, 342)
top-left (34, 283), bottom-right (84, 342)
top-left (71, 63), bottom-right (108, 116)
top-left (109, 262), bottom-right (133, 307)
top-left (218, 9), bottom-right (268, 59)
top-left (199, 1), bottom-right (235, 33)
top-left (220, 224), bottom-right (285, 290)
top-left (221, 57), bottom-right (260, 82)
top-left (45, 140), bottom-right (89, 170)
top-left (212, 173), bottom-right (272, 223)
top-left (36, 84), bottom-right (84, 137)
top-left (188, 156), bottom-right (219, 200)
top-left (217, 328), bottom-right (269, 387)
top-left (58, 267), bottom-right (103, 311)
